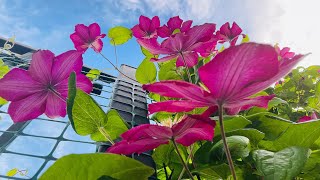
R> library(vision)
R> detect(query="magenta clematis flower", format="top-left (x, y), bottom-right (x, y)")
top-left (0, 50), bottom-right (92, 122)
top-left (157, 16), bottom-right (193, 38)
top-left (216, 22), bottom-right (243, 46)
top-left (138, 23), bottom-right (216, 67)
top-left (275, 45), bottom-right (295, 59)
top-left (131, 15), bottom-right (160, 39)
top-left (297, 112), bottom-right (318, 123)
top-left (107, 115), bottom-right (215, 155)
top-left (143, 43), bottom-right (305, 115)
top-left (70, 23), bottom-right (106, 53)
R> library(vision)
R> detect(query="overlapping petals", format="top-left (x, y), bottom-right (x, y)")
top-left (216, 22), bottom-right (243, 46)
top-left (297, 112), bottom-right (318, 123)
top-left (107, 115), bottom-right (215, 155)
top-left (0, 50), bottom-right (93, 122)
top-left (157, 16), bottom-right (193, 38)
top-left (275, 45), bottom-right (295, 59)
top-left (131, 15), bottom-right (160, 39)
top-left (138, 23), bottom-right (216, 67)
top-left (143, 42), bottom-right (305, 115)
top-left (70, 23), bottom-right (106, 53)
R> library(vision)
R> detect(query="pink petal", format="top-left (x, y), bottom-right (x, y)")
top-left (297, 116), bottom-right (312, 123)
top-left (91, 39), bottom-right (103, 52)
top-left (199, 43), bottom-right (279, 101)
top-left (75, 73), bottom-right (93, 94)
top-left (70, 33), bottom-right (87, 52)
top-left (88, 23), bottom-right (101, 40)
top-left (167, 16), bottom-right (183, 30)
top-left (137, 38), bottom-right (172, 54)
top-left (185, 23), bottom-right (216, 48)
top-left (150, 55), bottom-right (178, 63)
top-left (75, 24), bottom-right (90, 41)
top-left (181, 20), bottom-right (193, 33)
top-left (51, 50), bottom-right (83, 84)
top-left (149, 16), bottom-right (160, 32)
top-left (219, 22), bottom-right (231, 37)
top-left (107, 139), bottom-right (169, 155)
top-left (173, 115), bottom-right (215, 146)
top-left (225, 95), bottom-right (275, 115)
top-left (231, 22), bottom-right (242, 37)
top-left (45, 91), bottom-right (67, 118)
top-left (311, 112), bottom-right (318, 119)
top-left (28, 50), bottom-right (55, 84)
top-left (55, 73), bottom-right (92, 98)
top-left (176, 51), bottom-right (198, 67)
top-left (132, 25), bottom-right (146, 38)
top-left (143, 80), bottom-right (210, 101)
top-left (108, 124), bottom-right (172, 155)
top-left (121, 124), bottom-right (172, 141)
top-left (8, 92), bottom-right (48, 123)
top-left (148, 100), bottom-right (210, 114)
top-left (0, 68), bottom-right (43, 101)
top-left (157, 25), bottom-right (171, 38)
top-left (139, 15), bottom-right (151, 31)
top-left (238, 54), bottom-right (306, 99)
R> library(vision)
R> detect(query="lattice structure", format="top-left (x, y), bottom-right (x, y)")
top-left (0, 52), bottom-right (155, 179)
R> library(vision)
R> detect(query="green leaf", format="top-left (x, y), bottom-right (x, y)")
top-left (252, 146), bottom-right (310, 180)
top-left (67, 72), bottom-right (77, 130)
top-left (68, 86), bottom-right (127, 141)
top-left (259, 119), bottom-right (320, 151)
top-left (158, 60), bottom-right (181, 81)
top-left (193, 163), bottom-right (245, 180)
top-left (86, 69), bottom-right (101, 81)
top-left (148, 92), bottom-right (161, 102)
top-left (135, 58), bottom-right (157, 84)
top-left (267, 97), bottom-right (288, 109)
top-left (194, 136), bottom-right (251, 165)
top-left (246, 113), bottom-right (292, 140)
top-left (6, 168), bottom-right (18, 177)
top-left (300, 150), bottom-right (320, 179)
top-left (141, 46), bottom-right (158, 58)
top-left (214, 128), bottom-right (265, 146)
top-left (214, 115), bottom-right (251, 136)
top-left (0, 97), bottom-right (7, 106)
top-left (241, 34), bottom-right (250, 43)
top-left (91, 110), bottom-right (128, 141)
top-left (108, 26), bottom-right (132, 45)
top-left (0, 58), bottom-right (10, 78)
top-left (39, 153), bottom-right (154, 180)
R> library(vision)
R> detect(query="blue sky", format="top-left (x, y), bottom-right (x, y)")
top-left (1, 0), bottom-right (319, 74)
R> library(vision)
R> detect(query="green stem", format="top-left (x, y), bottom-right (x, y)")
top-left (218, 105), bottom-right (237, 180)
top-left (180, 53), bottom-right (192, 83)
top-left (178, 144), bottom-right (195, 180)
top-left (172, 140), bottom-right (194, 180)
top-left (98, 127), bottom-right (115, 145)
top-left (90, 43), bottom-right (138, 83)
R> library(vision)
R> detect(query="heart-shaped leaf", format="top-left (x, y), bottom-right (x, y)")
top-left (252, 146), bottom-right (310, 180)
top-left (39, 153), bottom-right (154, 180)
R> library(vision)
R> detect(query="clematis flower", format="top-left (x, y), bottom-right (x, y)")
top-left (138, 23), bottom-right (216, 67)
top-left (297, 112), bottom-right (318, 123)
top-left (131, 15), bottom-right (160, 39)
top-left (143, 43), bottom-right (305, 115)
top-left (157, 16), bottom-right (193, 38)
top-left (0, 50), bottom-right (92, 122)
top-left (107, 115), bottom-right (215, 155)
top-left (275, 44), bottom-right (295, 59)
top-left (216, 22), bottom-right (243, 46)
top-left (70, 23), bottom-right (106, 53)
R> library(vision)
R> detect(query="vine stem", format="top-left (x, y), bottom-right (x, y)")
top-left (172, 140), bottom-right (194, 180)
top-left (90, 43), bottom-right (138, 83)
top-left (180, 53), bottom-right (192, 83)
top-left (98, 127), bottom-right (115, 145)
top-left (178, 144), bottom-right (195, 180)
top-left (218, 104), bottom-right (237, 180)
